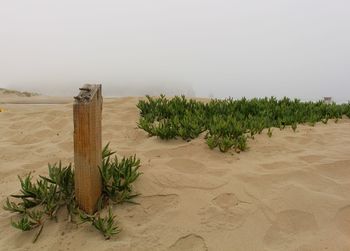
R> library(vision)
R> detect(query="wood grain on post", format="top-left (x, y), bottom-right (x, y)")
top-left (73, 84), bottom-right (102, 214)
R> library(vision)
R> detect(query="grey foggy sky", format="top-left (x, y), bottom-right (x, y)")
top-left (1, 0), bottom-right (349, 102)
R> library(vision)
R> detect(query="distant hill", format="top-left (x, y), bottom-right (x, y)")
top-left (0, 88), bottom-right (40, 97)
top-left (3, 84), bottom-right (196, 98)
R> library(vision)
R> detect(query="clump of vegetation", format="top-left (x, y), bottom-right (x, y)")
top-left (3, 144), bottom-right (141, 242)
top-left (137, 95), bottom-right (350, 152)
top-left (100, 144), bottom-right (142, 204)
top-left (267, 128), bottom-right (273, 138)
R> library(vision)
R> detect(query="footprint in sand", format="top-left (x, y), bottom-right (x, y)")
top-left (118, 194), bottom-right (179, 225)
top-left (335, 205), bottom-right (350, 237)
top-left (263, 210), bottom-right (318, 247)
top-left (212, 193), bottom-right (240, 209)
top-left (167, 158), bottom-right (205, 174)
top-left (169, 234), bottom-right (208, 251)
top-left (141, 194), bottom-right (179, 214)
top-left (199, 193), bottom-right (252, 231)
top-left (151, 158), bottom-right (229, 190)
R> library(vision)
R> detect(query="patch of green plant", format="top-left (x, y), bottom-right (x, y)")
top-left (137, 95), bottom-right (350, 152)
top-left (218, 136), bottom-right (235, 153)
top-left (235, 135), bottom-right (248, 152)
top-left (3, 144), bottom-right (141, 243)
top-left (100, 143), bottom-right (142, 204)
top-left (78, 207), bottom-right (121, 240)
top-left (206, 135), bottom-right (219, 149)
top-left (267, 128), bottom-right (273, 138)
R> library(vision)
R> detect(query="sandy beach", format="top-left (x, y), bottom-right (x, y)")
top-left (0, 92), bottom-right (350, 251)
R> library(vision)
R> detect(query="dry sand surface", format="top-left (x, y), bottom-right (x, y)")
top-left (0, 94), bottom-right (350, 251)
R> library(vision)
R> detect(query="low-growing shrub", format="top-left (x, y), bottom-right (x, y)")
top-left (3, 144), bottom-right (142, 242)
top-left (137, 95), bottom-right (350, 152)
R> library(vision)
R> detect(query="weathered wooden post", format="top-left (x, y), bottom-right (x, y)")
top-left (73, 84), bottom-right (102, 214)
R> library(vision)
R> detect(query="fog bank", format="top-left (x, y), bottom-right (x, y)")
top-left (1, 1), bottom-right (349, 102)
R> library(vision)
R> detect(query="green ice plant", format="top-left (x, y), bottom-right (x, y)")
top-left (137, 95), bottom-right (350, 153)
top-left (11, 210), bottom-right (44, 243)
top-left (78, 207), bottom-right (121, 240)
top-left (100, 143), bottom-right (142, 204)
top-left (206, 135), bottom-right (219, 150)
top-left (218, 136), bottom-right (235, 153)
top-left (3, 144), bottom-right (142, 243)
top-left (267, 128), bottom-right (273, 138)
top-left (235, 135), bottom-right (248, 152)
top-left (321, 117), bottom-right (329, 124)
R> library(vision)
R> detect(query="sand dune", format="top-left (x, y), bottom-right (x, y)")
top-left (0, 95), bottom-right (350, 251)
top-left (0, 88), bottom-right (71, 104)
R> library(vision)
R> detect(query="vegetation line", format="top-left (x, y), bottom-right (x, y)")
top-left (137, 95), bottom-right (350, 152)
